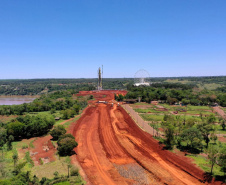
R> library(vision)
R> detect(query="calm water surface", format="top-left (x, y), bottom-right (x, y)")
top-left (0, 97), bottom-right (36, 105)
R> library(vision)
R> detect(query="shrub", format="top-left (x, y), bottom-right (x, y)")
top-left (57, 134), bottom-right (78, 156)
top-left (70, 167), bottom-right (79, 176)
top-left (50, 125), bottom-right (66, 141)
top-left (22, 144), bottom-right (28, 149)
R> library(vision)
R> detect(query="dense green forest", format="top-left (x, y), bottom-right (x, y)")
top-left (0, 78), bottom-right (133, 95)
top-left (0, 76), bottom-right (225, 95)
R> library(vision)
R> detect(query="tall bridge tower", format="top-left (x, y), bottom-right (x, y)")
top-left (97, 66), bottom-right (103, 90)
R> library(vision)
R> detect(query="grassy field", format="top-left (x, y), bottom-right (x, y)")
top-left (1, 137), bottom-right (84, 184)
top-left (64, 115), bottom-right (81, 128)
top-left (26, 110), bottom-right (62, 117)
top-left (186, 105), bottom-right (212, 110)
top-left (134, 108), bottom-right (166, 114)
top-left (31, 157), bottom-right (68, 179)
top-left (215, 124), bottom-right (226, 134)
top-left (198, 83), bottom-right (223, 90)
top-left (134, 103), bottom-right (222, 128)
top-left (131, 102), bottom-right (148, 105)
top-left (188, 154), bottom-right (224, 176)
top-left (134, 103), bottom-right (217, 124)
top-left (164, 79), bottom-right (222, 90)
top-left (165, 79), bottom-right (191, 84)
top-left (140, 114), bottom-right (164, 122)
top-left (187, 142), bottom-right (226, 178)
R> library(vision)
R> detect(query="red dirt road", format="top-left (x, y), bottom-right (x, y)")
top-left (70, 91), bottom-right (221, 185)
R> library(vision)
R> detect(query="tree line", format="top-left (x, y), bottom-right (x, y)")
top-left (117, 85), bottom-right (226, 107)
top-left (0, 78), bottom-right (133, 95)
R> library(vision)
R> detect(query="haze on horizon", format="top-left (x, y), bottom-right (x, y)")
top-left (0, 0), bottom-right (226, 79)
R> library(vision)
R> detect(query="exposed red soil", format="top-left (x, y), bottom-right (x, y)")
top-left (76, 90), bottom-right (127, 102)
top-left (19, 135), bottom-right (56, 165)
top-left (0, 115), bottom-right (18, 123)
top-left (218, 136), bottom-right (226, 143)
top-left (30, 135), bottom-right (56, 165)
top-left (214, 107), bottom-right (226, 119)
top-left (69, 90), bottom-right (224, 185)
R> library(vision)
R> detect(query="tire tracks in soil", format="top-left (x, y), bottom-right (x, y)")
top-left (110, 104), bottom-right (204, 185)
top-left (72, 91), bottom-right (213, 185)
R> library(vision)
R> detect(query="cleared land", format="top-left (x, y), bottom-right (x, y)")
top-left (69, 90), bottom-right (219, 185)
top-left (130, 103), bottom-right (216, 125)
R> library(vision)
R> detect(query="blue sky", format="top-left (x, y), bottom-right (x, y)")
top-left (0, 0), bottom-right (226, 78)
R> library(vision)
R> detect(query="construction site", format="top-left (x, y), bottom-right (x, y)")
top-left (67, 68), bottom-right (221, 185)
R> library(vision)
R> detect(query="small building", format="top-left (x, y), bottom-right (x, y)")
top-left (55, 117), bottom-right (60, 121)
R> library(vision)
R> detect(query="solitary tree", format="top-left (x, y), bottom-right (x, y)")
top-left (207, 114), bottom-right (216, 124)
top-left (221, 119), bottom-right (225, 130)
top-left (206, 145), bottom-right (219, 174)
top-left (210, 132), bottom-right (218, 144)
top-left (161, 122), bottom-right (175, 149)
top-left (7, 135), bottom-right (14, 150)
top-left (197, 122), bottom-right (212, 148)
top-left (65, 156), bottom-right (72, 178)
top-left (12, 150), bottom-right (18, 170)
top-left (57, 134), bottom-right (78, 156)
top-left (218, 146), bottom-right (226, 178)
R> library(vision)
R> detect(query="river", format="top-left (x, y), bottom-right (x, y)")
top-left (0, 96), bottom-right (36, 105)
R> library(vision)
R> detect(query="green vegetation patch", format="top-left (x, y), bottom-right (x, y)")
top-left (215, 124), bottom-right (226, 134)
top-left (54, 182), bottom-right (71, 185)
top-left (31, 158), bottom-right (68, 179)
top-left (133, 102), bottom-right (148, 105)
top-left (64, 116), bottom-right (81, 128)
top-left (25, 151), bottom-right (34, 167)
top-left (140, 114), bottom-right (164, 122)
top-left (198, 83), bottom-right (223, 90)
top-left (188, 154), bottom-right (224, 176)
top-left (187, 105), bottom-right (211, 111)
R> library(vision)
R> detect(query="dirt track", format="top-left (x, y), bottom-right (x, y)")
top-left (213, 106), bottom-right (226, 119)
top-left (70, 91), bottom-right (219, 185)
